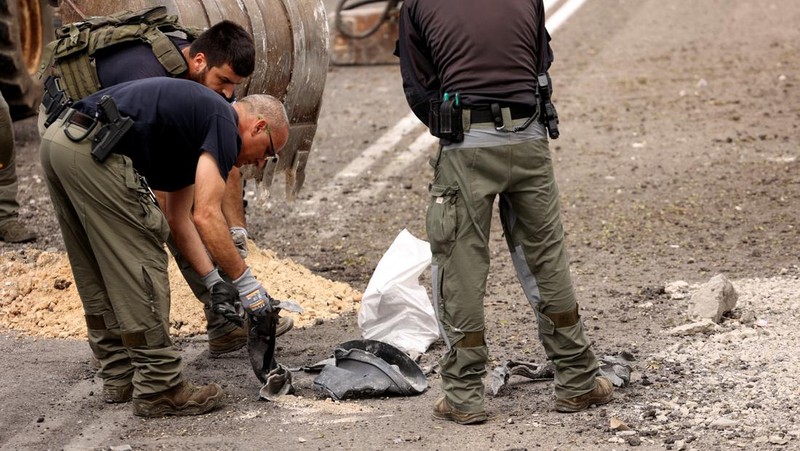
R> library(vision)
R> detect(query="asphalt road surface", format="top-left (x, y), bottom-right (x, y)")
top-left (2, 0), bottom-right (799, 449)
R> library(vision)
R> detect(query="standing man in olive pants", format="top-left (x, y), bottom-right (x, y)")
top-left (0, 92), bottom-right (37, 243)
top-left (397, 0), bottom-right (613, 424)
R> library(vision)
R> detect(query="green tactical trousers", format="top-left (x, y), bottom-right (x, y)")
top-left (40, 115), bottom-right (183, 397)
top-left (427, 127), bottom-right (599, 413)
top-left (40, 104), bottom-right (234, 340)
top-left (0, 93), bottom-right (20, 224)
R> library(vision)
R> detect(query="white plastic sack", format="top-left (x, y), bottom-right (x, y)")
top-left (357, 229), bottom-right (439, 354)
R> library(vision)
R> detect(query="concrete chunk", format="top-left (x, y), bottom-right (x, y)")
top-left (689, 274), bottom-right (738, 323)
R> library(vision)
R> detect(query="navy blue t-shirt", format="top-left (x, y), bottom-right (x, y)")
top-left (72, 77), bottom-right (241, 192)
top-left (95, 37), bottom-right (190, 88)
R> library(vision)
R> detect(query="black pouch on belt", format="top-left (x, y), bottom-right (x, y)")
top-left (42, 76), bottom-right (72, 128)
top-left (428, 95), bottom-right (463, 144)
top-left (428, 98), bottom-right (442, 138)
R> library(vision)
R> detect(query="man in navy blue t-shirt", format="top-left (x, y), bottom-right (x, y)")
top-left (39, 20), bottom-right (290, 356)
top-left (40, 77), bottom-right (290, 417)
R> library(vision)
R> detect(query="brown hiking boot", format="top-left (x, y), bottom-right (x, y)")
top-left (209, 316), bottom-right (293, 357)
top-left (103, 384), bottom-right (133, 403)
top-left (0, 219), bottom-right (36, 243)
top-left (132, 381), bottom-right (223, 417)
top-left (209, 325), bottom-right (248, 356)
top-left (432, 396), bottom-right (487, 425)
top-left (555, 376), bottom-right (614, 413)
top-left (276, 316), bottom-right (293, 337)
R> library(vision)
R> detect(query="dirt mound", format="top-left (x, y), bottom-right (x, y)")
top-left (0, 242), bottom-right (362, 339)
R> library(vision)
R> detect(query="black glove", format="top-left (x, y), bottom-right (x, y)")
top-left (209, 281), bottom-right (245, 327)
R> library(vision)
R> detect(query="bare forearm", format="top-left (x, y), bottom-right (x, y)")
top-left (194, 206), bottom-right (246, 280)
top-left (164, 186), bottom-right (219, 278)
top-left (222, 166), bottom-right (246, 229)
top-left (168, 211), bottom-right (215, 277)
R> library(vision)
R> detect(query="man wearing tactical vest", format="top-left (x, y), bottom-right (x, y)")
top-left (40, 76), bottom-right (290, 417)
top-left (38, 8), bottom-right (293, 358)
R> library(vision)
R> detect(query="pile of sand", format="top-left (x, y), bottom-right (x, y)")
top-left (0, 242), bottom-right (362, 339)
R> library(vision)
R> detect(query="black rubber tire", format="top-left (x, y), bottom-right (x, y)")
top-left (0, 0), bottom-right (55, 120)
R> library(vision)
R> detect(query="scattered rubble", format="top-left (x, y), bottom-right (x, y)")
top-left (605, 274), bottom-right (800, 449)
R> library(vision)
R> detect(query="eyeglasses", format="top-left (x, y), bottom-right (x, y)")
top-left (264, 124), bottom-right (277, 159)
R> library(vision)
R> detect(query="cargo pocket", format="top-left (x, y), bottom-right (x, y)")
top-left (117, 155), bottom-right (169, 243)
top-left (426, 183), bottom-right (459, 258)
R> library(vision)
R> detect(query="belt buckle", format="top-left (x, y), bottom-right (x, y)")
top-left (490, 104), bottom-right (505, 131)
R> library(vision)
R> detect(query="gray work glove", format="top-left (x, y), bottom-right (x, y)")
top-left (230, 227), bottom-right (249, 259)
top-left (232, 267), bottom-right (277, 317)
top-left (202, 268), bottom-right (244, 327)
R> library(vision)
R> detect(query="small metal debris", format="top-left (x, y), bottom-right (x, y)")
top-left (599, 353), bottom-right (634, 387)
top-left (490, 360), bottom-right (555, 396)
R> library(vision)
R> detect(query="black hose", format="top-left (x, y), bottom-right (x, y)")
top-left (334, 0), bottom-right (401, 40)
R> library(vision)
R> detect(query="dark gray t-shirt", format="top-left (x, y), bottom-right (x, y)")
top-left (397, 0), bottom-right (552, 123)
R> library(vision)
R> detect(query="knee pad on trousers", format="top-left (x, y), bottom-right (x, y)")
top-left (536, 304), bottom-right (579, 333)
top-left (535, 305), bottom-right (591, 362)
top-left (454, 330), bottom-right (485, 348)
top-left (85, 311), bottom-right (119, 330)
top-left (85, 312), bottom-right (125, 360)
top-left (121, 323), bottom-right (172, 349)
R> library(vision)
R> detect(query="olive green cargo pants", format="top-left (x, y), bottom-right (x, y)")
top-left (40, 104), bottom-right (234, 340)
top-left (40, 115), bottom-right (183, 397)
top-left (0, 93), bottom-right (20, 224)
top-left (428, 131), bottom-right (599, 413)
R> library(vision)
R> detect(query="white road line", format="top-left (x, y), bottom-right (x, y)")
top-left (377, 131), bottom-right (439, 178)
top-left (338, 112), bottom-right (422, 178)
top-left (302, 112), bottom-right (424, 209)
top-left (1, 379), bottom-right (98, 450)
top-left (350, 131), bottom-right (439, 206)
top-left (547, 0), bottom-right (588, 32)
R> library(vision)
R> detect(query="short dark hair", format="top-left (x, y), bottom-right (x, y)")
top-left (190, 20), bottom-right (255, 77)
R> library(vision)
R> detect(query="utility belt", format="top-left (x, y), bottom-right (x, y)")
top-left (428, 73), bottom-right (560, 144)
top-left (56, 96), bottom-right (134, 163)
top-left (61, 108), bottom-right (96, 129)
top-left (468, 105), bottom-right (538, 126)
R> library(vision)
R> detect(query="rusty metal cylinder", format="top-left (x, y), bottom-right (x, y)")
top-left (59, 0), bottom-right (330, 199)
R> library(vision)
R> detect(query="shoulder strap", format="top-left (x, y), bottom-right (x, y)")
top-left (41, 6), bottom-right (198, 99)
top-left (141, 27), bottom-right (189, 76)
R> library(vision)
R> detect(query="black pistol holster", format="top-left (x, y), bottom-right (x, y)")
top-left (537, 72), bottom-right (560, 139)
top-left (90, 95), bottom-right (133, 163)
top-left (42, 75), bottom-right (72, 128)
top-left (428, 92), bottom-right (463, 144)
